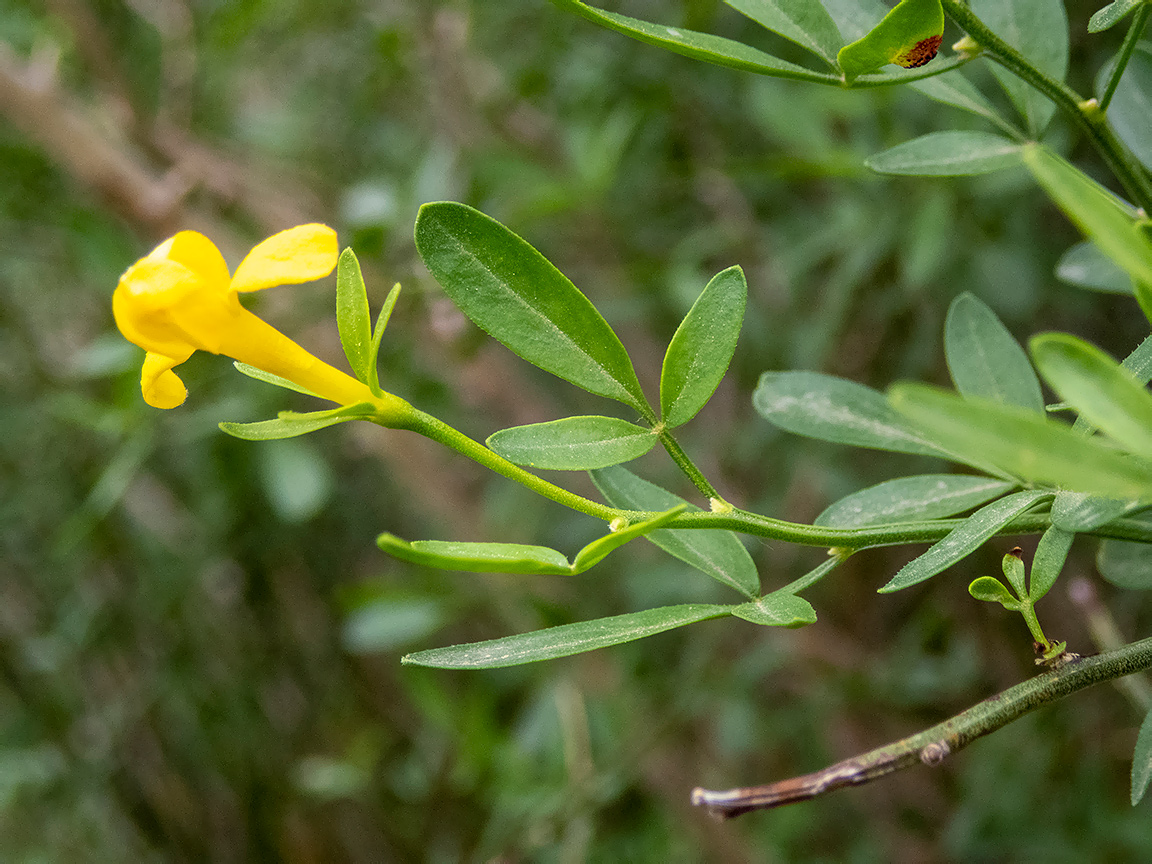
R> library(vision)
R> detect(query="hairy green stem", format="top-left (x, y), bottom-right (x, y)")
top-left (1099, 3), bottom-right (1152, 112)
top-left (941, 0), bottom-right (1152, 212)
top-left (693, 634), bottom-right (1152, 817)
top-left (656, 429), bottom-right (719, 500)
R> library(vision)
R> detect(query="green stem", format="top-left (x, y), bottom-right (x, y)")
top-left (1099, 3), bottom-right (1152, 112)
top-left (656, 429), bottom-right (719, 499)
top-left (693, 633), bottom-right (1152, 817)
top-left (940, 0), bottom-right (1152, 213)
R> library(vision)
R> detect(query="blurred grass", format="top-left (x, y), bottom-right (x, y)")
top-left (2, 0), bottom-right (1151, 860)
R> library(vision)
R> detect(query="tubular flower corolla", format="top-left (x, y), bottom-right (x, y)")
top-left (113, 224), bottom-right (382, 410)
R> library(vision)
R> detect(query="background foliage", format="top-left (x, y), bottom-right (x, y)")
top-left (2, 0), bottom-right (1150, 860)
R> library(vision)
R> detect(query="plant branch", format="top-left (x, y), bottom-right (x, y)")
top-left (692, 635), bottom-right (1152, 818)
top-left (657, 429), bottom-right (719, 500)
top-left (940, 0), bottom-right (1152, 212)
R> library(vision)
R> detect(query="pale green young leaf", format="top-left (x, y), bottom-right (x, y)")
top-left (368, 283), bottom-right (401, 395)
top-left (590, 466), bottom-right (760, 598)
top-left (219, 405), bottom-right (373, 441)
top-left (754, 370), bottom-right (953, 457)
top-left (660, 265), bottom-right (747, 427)
top-left (731, 591), bottom-right (817, 627)
top-left (376, 533), bottom-right (573, 575)
top-left (414, 202), bottom-right (651, 416)
top-left (968, 576), bottom-right (1022, 610)
top-left (550, 0), bottom-right (836, 83)
top-left (1056, 242), bottom-right (1135, 295)
top-left (837, 0), bottom-right (944, 81)
top-left (1103, 44), bottom-right (1152, 172)
top-left (1029, 525), bottom-right (1074, 602)
top-left (1132, 707), bottom-right (1152, 805)
top-left (234, 361), bottom-right (322, 397)
top-left (970, 0), bottom-right (1069, 134)
top-left (1022, 145), bottom-right (1152, 289)
top-left (1097, 533), bottom-right (1152, 590)
top-left (1002, 549), bottom-right (1027, 597)
top-left (879, 490), bottom-right (1052, 592)
top-left (724, 0), bottom-right (844, 66)
top-left (1031, 333), bottom-right (1152, 459)
top-left (570, 506), bottom-right (686, 572)
top-left (1090, 0), bottom-right (1143, 33)
top-left (815, 474), bottom-right (1015, 528)
top-left (866, 131), bottom-right (1023, 176)
top-left (336, 248), bottom-right (372, 383)
top-left (401, 603), bottom-right (732, 668)
top-left (945, 292), bottom-right (1043, 412)
top-left (889, 383), bottom-right (1152, 499)
top-left (487, 416), bottom-right (656, 470)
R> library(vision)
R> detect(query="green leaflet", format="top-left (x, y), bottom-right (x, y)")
top-left (945, 292), bottom-right (1043, 412)
top-left (1090, 0), bottom-right (1143, 33)
top-left (219, 404), bottom-right (375, 441)
top-left (816, 474), bottom-right (1015, 528)
top-left (487, 416), bottom-right (656, 470)
top-left (866, 131), bottom-right (1023, 176)
top-left (837, 0), bottom-right (944, 81)
top-left (335, 248), bottom-right (372, 383)
top-left (724, 0), bottom-right (843, 66)
top-left (1132, 706), bottom-right (1152, 805)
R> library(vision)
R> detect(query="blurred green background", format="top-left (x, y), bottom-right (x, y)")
top-left (2, 0), bottom-right (1151, 860)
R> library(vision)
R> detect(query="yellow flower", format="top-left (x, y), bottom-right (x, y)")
top-left (113, 225), bottom-right (383, 410)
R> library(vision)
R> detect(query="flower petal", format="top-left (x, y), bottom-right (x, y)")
top-left (230, 224), bottom-right (338, 292)
top-left (114, 258), bottom-right (209, 357)
top-left (149, 230), bottom-right (231, 291)
top-left (141, 352), bottom-right (188, 408)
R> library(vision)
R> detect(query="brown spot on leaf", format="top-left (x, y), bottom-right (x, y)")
top-left (894, 34), bottom-right (942, 68)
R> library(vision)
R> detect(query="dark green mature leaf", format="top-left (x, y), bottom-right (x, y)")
top-left (866, 131), bottom-right (1023, 176)
top-left (889, 383), bottom-right (1152, 499)
top-left (837, 0), bottom-right (944, 80)
top-left (725, 0), bottom-right (844, 66)
top-left (590, 466), bottom-right (760, 598)
top-left (1090, 0), bottom-right (1142, 33)
top-left (414, 202), bottom-right (650, 416)
top-left (550, 0), bottom-right (835, 83)
top-left (1056, 242), bottom-right (1135, 294)
top-left (377, 533), bottom-right (573, 575)
top-left (1022, 145), bottom-right (1152, 289)
top-left (1105, 44), bottom-right (1152, 172)
top-left (336, 249), bottom-right (372, 383)
top-left (754, 371), bottom-right (952, 457)
top-left (219, 405), bottom-right (373, 441)
top-left (968, 576), bottom-right (1021, 609)
top-left (815, 474), bottom-right (1014, 528)
top-left (660, 266), bottom-right (747, 427)
top-left (1133, 707), bottom-right (1152, 805)
top-left (1097, 533), bottom-right (1152, 589)
top-left (1029, 525), bottom-right (1074, 602)
top-left (970, 0), bottom-right (1069, 134)
top-left (945, 292), bottom-right (1043, 412)
top-left (879, 489), bottom-right (1052, 592)
top-left (487, 416), bottom-right (656, 470)
top-left (1031, 333), bottom-right (1152, 459)
top-left (401, 603), bottom-right (731, 668)
top-left (731, 591), bottom-right (817, 627)
top-left (908, 71), bottom-right (1018, 132)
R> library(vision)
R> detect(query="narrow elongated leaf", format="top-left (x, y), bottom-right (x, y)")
top-left (1090, 0), bottom-right (1142, 33)
top-left (415, 202), bottom-right (650, 414)
top-left (1105, 44), bottom-right (1152, 172)
top-left (1133, 707), bottom-right (1152, 805)
top-left (968, 576), bottom-right (1021, 609)
top-left (570, 507), bottom-right (686, 572)
top-left (1056, 241), bottom-right (1134, 295)
top-left (487, 416), bottom-right (656, 470)
top-left (724, 0), bottom-right (844, 65)
top-left (866, 131), bottom-right (1022, 176)
top-left (368, 283), bottom-right (402, 395)
top-left (336, 249), bottom-right (372, 382)
top-left (377, 533), bottom-right (573, 575)
top-left (731, 591), bottom-right (817, 627)
top-left (945, 292), bottom-right (1043, 412)
top-left (970, 0), bottom-right (1068, 134)
top-left (401, 603), bottom-right (731, 668)
top-left (660, 266), bottom-right (747, 427)
top-left (1097, 534), bottom-right (1152, 590)
top-left (234, 361), bottom-right (321, 397)
top-left (220, 405), bottom-right (373, 441)
top-left (550, 0), bottom-right (835, 83)
top-left (908, 71), bottom-right (1018, 132)
top-left (590, 466), bottom-right (760, 598)
top-left (816, 474), bottom-right (1014, 528)
top-left (1050, 491), bottom-right (1141, 531)
top-left (1029, 525), bottom-right (1074, 602)
top-left (889, 383), bottom-right (1152, 499)
top-left (1031, 333), bottom-right (1152, 459)
top-left (879, 489), bottom-right (1052, 592)
top-left (1022, 145), bottom-right (1152, 288)
top-left (837, 0), bottom-right (944, 80)
top-left (754, 370), bottom-right (952, 457)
